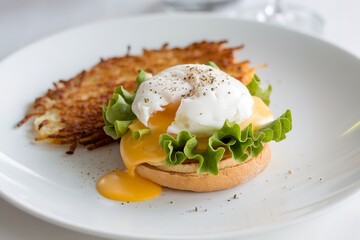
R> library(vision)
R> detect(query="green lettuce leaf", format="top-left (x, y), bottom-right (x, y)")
top-left (247, 74), bottom-right (272, 105)
top-left (136, 69), bottom-right (152, 86)
top-left (204, 64), bottom-right (272, 105)
top-left (159, 110), bottom-right (292, 175)
top-left (205, 61), bottom-right (220, 69)
top-left (132, 128), bottom-right (151, 140)
top-left (102, 69), bottom-right (153, 139)
top-left (102, 86), bottom-right (137, 139)
top-left (160, 131), bottom-right (196, 165)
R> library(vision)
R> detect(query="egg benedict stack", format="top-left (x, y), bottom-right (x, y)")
top-left (100, 62), bottom-right (292, 199)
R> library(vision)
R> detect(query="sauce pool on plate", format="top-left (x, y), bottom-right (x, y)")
top-left (96, 170), bottom-right (162, 202)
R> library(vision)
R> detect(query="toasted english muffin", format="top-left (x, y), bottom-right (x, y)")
top-left (135, 143), bottom-right (271, 192)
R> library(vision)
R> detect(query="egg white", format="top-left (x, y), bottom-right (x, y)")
top-left (132, 64), bottom-right (254, 137)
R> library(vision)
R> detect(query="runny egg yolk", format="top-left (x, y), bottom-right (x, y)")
top-left (96, 102), bottom-right (179, 202)
top-left (96, 96), bottom-right (272, 202)
top-left (96, 170), bottom-right (162, 202)
top-left (239, 96), bottom-right (274, 130)
top-left (121, 102), bottom-right (180, 175)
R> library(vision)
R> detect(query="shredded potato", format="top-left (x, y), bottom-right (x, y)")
top-left (18, 41), bottom-right (255, 154)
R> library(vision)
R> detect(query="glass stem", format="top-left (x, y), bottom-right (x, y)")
top-left (264, 0), bottom-right (285, 17)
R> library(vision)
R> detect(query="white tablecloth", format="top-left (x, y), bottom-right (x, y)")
top-left (1, 0), bottom-right (359, 239)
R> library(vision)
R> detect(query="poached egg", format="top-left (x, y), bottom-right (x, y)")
top-left (132, 64), bottom-right (255, 137)
top-left (97, 64), bottom-right (274, 202)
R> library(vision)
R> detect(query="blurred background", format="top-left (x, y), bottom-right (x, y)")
top-left (1, 0), bottom-right (359, 59)
top-left (0, 0), bottom-right (359, 239)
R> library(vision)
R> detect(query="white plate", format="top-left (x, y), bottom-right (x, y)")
top-left (0, 15), bottom-right (359, 240)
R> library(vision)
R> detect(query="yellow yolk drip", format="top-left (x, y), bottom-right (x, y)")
top-left (240, 96), bottom-right (274, 130)
top-left (121, 102), bottom-right (179, 175)
top-left (97, 96), bottom-right (273, 202)
top-left (96, 103), bottom-right (179, 202)
top-left (96, 170), bottom-right (161, 202)
top-left (119, 96), bottom-right (272, 173)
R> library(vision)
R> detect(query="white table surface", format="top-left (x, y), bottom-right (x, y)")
top-left (1, 0), bottom-right (359, 239)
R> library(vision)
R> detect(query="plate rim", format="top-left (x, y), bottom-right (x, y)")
top-left (1, 13), bottom-right (360, 239)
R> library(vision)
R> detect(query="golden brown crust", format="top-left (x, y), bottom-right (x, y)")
top-left (18, 41), bottom-right (255, 154)
top-left (135, 143), bottom-right (271, 192)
